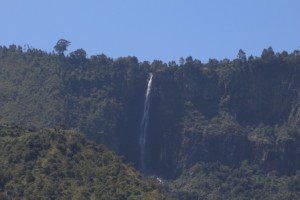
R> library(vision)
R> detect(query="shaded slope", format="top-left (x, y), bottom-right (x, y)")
top-left (147, 53), bottom-right (300, 177)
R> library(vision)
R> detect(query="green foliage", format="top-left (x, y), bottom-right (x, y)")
top-left (237, 49), bottom-right (246, 62)
top-left (169, 162), bottom-right (300, 200)
top-left (0, 124), bottom-right (166, 199)
top-left (1, 44), bottom-right (300, 199)
top-left (54, 39), bottom-right (71, 55)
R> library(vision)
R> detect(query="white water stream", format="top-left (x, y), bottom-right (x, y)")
top-left (139, 73), bottom-right (153, 172)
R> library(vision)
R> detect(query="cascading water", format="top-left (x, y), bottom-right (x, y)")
top-left (139, 73), bottom-right (153, 172)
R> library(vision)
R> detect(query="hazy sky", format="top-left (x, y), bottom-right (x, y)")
top-left (1, 0), bottom-right (300, 62)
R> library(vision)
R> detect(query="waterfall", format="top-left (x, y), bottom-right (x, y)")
top-left (139, 73), bottom-right (153, 172)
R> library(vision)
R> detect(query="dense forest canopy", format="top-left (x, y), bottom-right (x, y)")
top-left (0, 41), bottom-right (300, 199)
top-left (0, 125), bottom-right (166, 199)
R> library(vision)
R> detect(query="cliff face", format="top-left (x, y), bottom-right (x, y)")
top-left (225, 61), bottom-right (299, 125)
top-left (145, 57), bottom-right (300, 178)
top-left (1, 45), bottom-right (300, 180)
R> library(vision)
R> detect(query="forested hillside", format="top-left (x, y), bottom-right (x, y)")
top-left (0, 124), bottom-right (166, 199)
top-left (1, 43), bottom-right (300, 199)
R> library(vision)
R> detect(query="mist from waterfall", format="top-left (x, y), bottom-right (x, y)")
top-left (139, 73), bottom-right (153, 172)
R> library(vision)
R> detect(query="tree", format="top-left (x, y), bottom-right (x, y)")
top-left (54, 39), bottom-right (71, 55)
top-left (70, 48), bottom-right (87, 62)
top-left (168, 61), bottom-right (177, 68)
top-left (179, 57), bottom-right (185, 66)
top-left (237, 49), bottom-right (246, 62)
top-left (185, 56), bottom-right (194, 64)
top-left (261, 47), bottom-right (275, 60)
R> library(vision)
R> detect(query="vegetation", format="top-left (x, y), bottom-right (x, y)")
top-left (169, 162), bottom-right (300, 200)
top-left (54, 39), bottom-right (71, 55)
top-left (1, 41), bottom-right (300, 199)
top-left (0, 124), bottom-right (166, 199)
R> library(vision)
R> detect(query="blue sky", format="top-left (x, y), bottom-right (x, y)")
top-left (1, 0), bottom-right (300, 62)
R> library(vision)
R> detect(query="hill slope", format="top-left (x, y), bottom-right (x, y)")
top-left (1, 45), bottom-right (300, 199)
top-left (168, 162), bottom-right (300, 200)
top-left (0, 124), bottom-right (166, 199)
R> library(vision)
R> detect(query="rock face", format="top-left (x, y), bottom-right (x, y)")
top-left (225, 62), bottom-right (298, 125)
top-left (143, 58), bottom-right (300, 178)
top-left (1, 45), bottom-right (300, 179)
